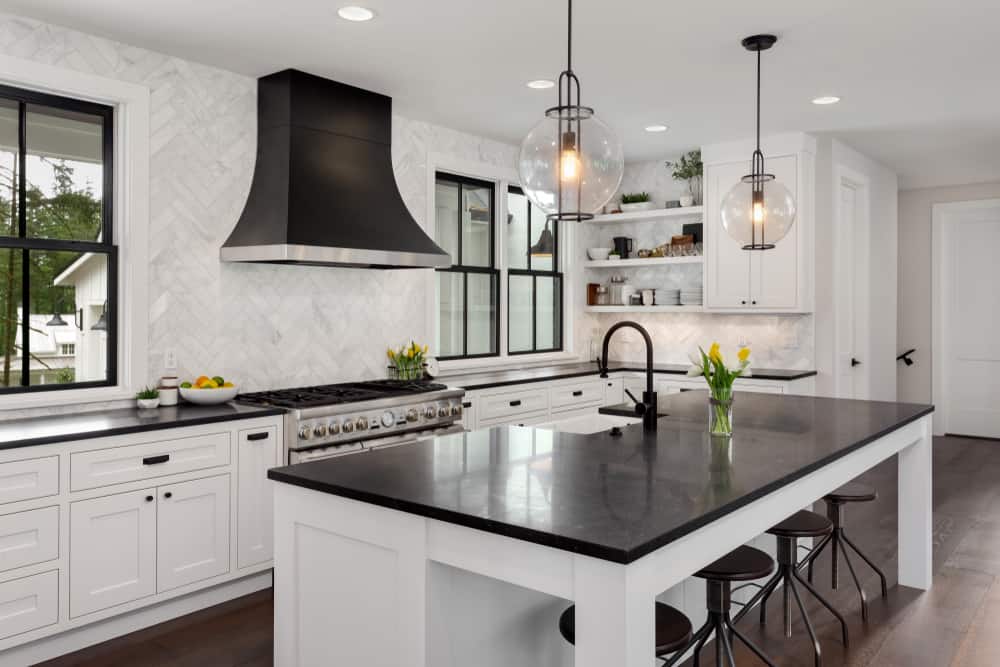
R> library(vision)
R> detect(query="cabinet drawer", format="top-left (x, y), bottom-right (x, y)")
top-left (550, 380), bottom-right (605, 411)
top-left (0, 507), bottom-right (58, 573)
top-left (0, 457), bottom-right (58, 505)
top-left (478, 388), bottom-right (549, 423)
top-left (70, 432), bottom-right (231, 491)
top-left (0, 570), bottom-right (58, 640)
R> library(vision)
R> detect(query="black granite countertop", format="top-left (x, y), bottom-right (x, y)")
top-left (0, 403), bottom-right (285, 450)
top-left (442, 361), bottom-right (816, 390)
top-left (268, 391), bottom-right (932, 564)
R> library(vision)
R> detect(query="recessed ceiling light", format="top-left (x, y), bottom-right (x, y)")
top-left (337, 6), bottom-right (375, 21)
top-left (644, 124), bottom-right (669, 133)
top-left (812, 95), bottom-right (841, 105)
top-left (526, 79), bottom-right (555, 90)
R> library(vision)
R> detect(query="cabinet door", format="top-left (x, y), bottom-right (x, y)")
top-left (705, 159), bottom-right (751, 308)
top-left (238, 427), bottom-right (278, 569)
top-left (750, 154), bottom-right (799, 309)
top-left (602, 377), bottom-right (624, 406)
top-left (70, 489), bottom-right (156, 617)
top-left (157, 475), bottom-right (230, 592)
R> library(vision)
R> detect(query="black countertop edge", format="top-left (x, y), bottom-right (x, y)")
top-left (268, 404), bottom-right (933, 565)
top-left (0, 404), bottom-right (287, 451)
top-left (444, 364), bottom-right (818, 391)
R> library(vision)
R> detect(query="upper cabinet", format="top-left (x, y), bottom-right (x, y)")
top-left (703, 133), bottom-right (815, 313)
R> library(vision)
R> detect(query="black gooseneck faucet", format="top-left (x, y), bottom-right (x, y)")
top-left (598, 321), bottom-right (658, 431)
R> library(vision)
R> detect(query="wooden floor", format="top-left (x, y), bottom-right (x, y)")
top-left (38, 435), bottom-right (1000, 667)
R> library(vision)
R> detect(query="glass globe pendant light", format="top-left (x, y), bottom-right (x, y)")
top-left (721, 35), bottom-right (796, 250)
top-left (518, 0), bottom-right (624, 222)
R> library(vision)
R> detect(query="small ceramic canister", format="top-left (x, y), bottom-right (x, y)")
top-left (160, 376), bottom-right (179, 388)
top-left (158, 387), bottom-right (179, 406)
top-left (642, 289), bottom-right (654, 306)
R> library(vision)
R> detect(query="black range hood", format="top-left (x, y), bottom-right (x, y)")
top-left (221, 69), bottom-right (451, 269)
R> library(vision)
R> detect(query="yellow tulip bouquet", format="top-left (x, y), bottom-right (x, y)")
top-left (387, 341), bottom-right (429, 381)
top-left (687, 343), bottom-right (751, 436)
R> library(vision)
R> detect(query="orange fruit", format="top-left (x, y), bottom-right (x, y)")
top-left (194, 375), bottom-right (210, 387)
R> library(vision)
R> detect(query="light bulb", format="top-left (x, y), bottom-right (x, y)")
top-left (560, 148), bottom-right (579, 182)
top-left (753, 201), bottom-right (764, 224)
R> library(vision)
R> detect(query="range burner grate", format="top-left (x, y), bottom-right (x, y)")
top-left (236, 379), bottom-right (448, 409)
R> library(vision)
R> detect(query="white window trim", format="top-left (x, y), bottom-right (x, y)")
top-left (425, 154), bottom-right (579, 374)
top-left (0, 55), bottom-right (150, 411)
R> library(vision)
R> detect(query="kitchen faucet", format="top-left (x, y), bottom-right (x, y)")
top-left (598, 321), bottom-right (658, 431)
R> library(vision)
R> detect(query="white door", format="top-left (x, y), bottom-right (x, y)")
top-left (750, 154), bottom-right (799, 309)
top-left (833, 176), bottom-right (871, 399)
top-left (237, 427), bottom-right (278, 569)
top-left (705, 159), bottom-right (751, 308)
top-left (936, 199), bottom-right (1000, 438)
top-left (70, 489), bottom-right (156, 617)
top-left (157, 475), bottom-right (231, 592)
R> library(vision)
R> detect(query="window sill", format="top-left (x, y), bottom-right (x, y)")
top-left (438, 351), bottom-right (584, 376)
top-left (0, 385), bottom-right (135, 413)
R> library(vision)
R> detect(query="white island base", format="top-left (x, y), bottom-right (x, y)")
top-left (273, 415), bottom-right (932, 667)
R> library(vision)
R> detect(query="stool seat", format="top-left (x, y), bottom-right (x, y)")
top-left (824, 482), bottom-right (877, 503)
top-left (695, 545), bottom-right (774, 581)
top-left (558, 602), bottom-right (692, 655)
top-left (768, 510), bottom-right (833, 538)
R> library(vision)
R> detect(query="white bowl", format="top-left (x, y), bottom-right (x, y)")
top-left (587, 247), bottom-right (612, 261)
top-left (180, 385), bottom-right (239, 405)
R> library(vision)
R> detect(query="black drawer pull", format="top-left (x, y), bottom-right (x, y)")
top-left (247, 432), bottom-right (269, 441)
top-left (164, 491), bottom-right (173, 499)
top-left (509, 400), bottom-right (522, 407)
top-left (462, 401), bottom-right (472, 408)
top-left (145, 495), bottom-right (154, 503)
top-left (572, 390), bottom-right (584, 397)
top-left (143, 454), bottom-right (169, 466)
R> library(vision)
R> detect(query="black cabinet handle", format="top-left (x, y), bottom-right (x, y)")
top-left (509, 400), bottom-right (522, 407)
top-left (247, 432), bottom-right (269, 441)
top-left (572, 390), bottom-right (584, 397)
top-left (142, 454), bottom-right (169, 466)
top-left (163, 491), bottom-right (173, 499)
top-left (462, 401), bottom-right (472, 408)
top-left (741, 300), bottom-right (747, 305)
top-left (851, 357), bottom-right (862, 367)
top-left (751, 300), bottom-right (757, 305)
top-left (145, 495), bottom-right (153, 503)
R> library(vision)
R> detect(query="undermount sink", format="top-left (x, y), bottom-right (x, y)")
top-left (534, 412), bottom-right (642, 435)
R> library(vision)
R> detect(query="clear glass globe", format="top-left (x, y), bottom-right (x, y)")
top-left (517, 109), bottom-right (624, 220)
top-left (720, 175), bottom-right (796, 248)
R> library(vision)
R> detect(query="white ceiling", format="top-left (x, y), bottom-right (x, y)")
top-left (5, 0), bottom-right (1000, 189)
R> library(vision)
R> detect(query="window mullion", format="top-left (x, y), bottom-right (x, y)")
top-left (17, 100), bottom-right (27, 387)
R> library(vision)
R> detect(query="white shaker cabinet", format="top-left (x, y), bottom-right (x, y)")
top-left (70, 489), bottom-right (157, 617)
top-left (157, 475), bottom-right (231, 592)
top-left (703, 134), bottom-right (814, 313)
top-left (237, 427), bottom-right (279, 569)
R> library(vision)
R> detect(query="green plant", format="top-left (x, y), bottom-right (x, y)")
top-left (666, 149), bottom-right (703, 201)
top-left (687, 343), bottom-right (751, 435)
top-left (135, 386), bottom-right (159, 400)
top-left (620, 192), bottom-right (650, 204)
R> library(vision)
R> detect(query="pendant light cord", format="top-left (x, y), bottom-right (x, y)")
top-left (566, 0), bottom-right (573, 73)
top-left (756, 48), bottom-right (761, 153)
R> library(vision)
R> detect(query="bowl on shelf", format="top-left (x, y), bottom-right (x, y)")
top-left (179, 385), bottom-right (239, 405)
top-left (587, 248), bottom-right (612, 261)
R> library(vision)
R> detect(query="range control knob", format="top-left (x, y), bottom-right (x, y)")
top-left (424, 406), bottom-right (437, 419)
top-left (451, 404), bottom-right (463, 416)
top-left (313, 423), bottom-right (328, 438)
top-left (356, 417), bottom-right (369, 431)
top-left (438, 406), bottom-right (449, 418)
top-left (328, 420), bottom-right (341, 435)
top-left (381, 411), bottom-right (395, 428)
top-left (342, 420), bottom-right (355, 434)
top-left (298, 426), bottom-right (312, 440)
top-left (406, 408), bottom-right (419, 422)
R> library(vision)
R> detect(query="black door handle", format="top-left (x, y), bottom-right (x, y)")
top-left (247, 432), bottom-right (269, 441)
top-left (462, 401), bottom-right (472, 408)
top-left (163, 491), bottom-right (172, 499)
top-left (509, 400), bottom-right (521, 407)
top-left (572, 390), bottom-right (583, 397)
top-left (851, 358), bottom-right (862, 367)
top-left (142, 454), bottom-right (169, 465)
top-left (145, 495), bottom-right (153, 503)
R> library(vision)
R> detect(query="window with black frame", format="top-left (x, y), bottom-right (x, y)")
top-left (434, 173), bottom-right (498, 360)
top-left (507, 186), bottom-right (562, 354)
top-left (0, 85), bottom-right (116, 394)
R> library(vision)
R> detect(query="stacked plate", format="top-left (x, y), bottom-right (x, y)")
top-left (654, 288), bottom-right (680, 306)
top-left (680, 286), bottom-right (703, 306)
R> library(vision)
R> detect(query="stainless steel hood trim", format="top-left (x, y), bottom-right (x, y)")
top-left (220, 243), bottom-right (451, 269)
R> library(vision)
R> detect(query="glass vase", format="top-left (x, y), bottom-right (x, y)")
top-left (387, 364), bottom-right (424, 381)
top-left (709, 396), bottom-right (734, 437)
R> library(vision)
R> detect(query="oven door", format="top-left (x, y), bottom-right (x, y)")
top-left (364, 423), bottom-right (466, 452)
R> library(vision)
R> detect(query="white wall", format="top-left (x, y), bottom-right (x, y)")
top-left (897, 181), bottom-right (1000, 403)
top-left (813, 138), bottom-right (899, 400)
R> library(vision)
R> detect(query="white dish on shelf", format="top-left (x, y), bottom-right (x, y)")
top-left (587, 247), bottom-right (612, 261)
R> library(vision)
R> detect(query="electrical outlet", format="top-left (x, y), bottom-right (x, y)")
top-left (164, 347), bottom-right (178, 371)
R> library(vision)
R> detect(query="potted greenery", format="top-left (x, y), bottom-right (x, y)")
top-left (666, 149), bottom-right (703, 206)
top-left (619, 192), bottom-right (653, 212)
top-left (136, 386), bottom-right (160, 409)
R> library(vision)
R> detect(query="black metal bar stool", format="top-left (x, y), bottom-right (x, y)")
top-left (558, 601), bottom-right (693, 662)
top-left (801, 482), bottom-right (888, 621)
top-left (665, 545), bottom-right (777, 667)
top-left (733, 510), bottom-right (849, 667)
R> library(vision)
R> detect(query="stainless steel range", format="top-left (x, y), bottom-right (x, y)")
top-left (237, 380), bottom-right (466, 464)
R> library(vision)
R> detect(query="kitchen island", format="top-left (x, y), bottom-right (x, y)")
top-left (268, 392), bottom-right (933, 667)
